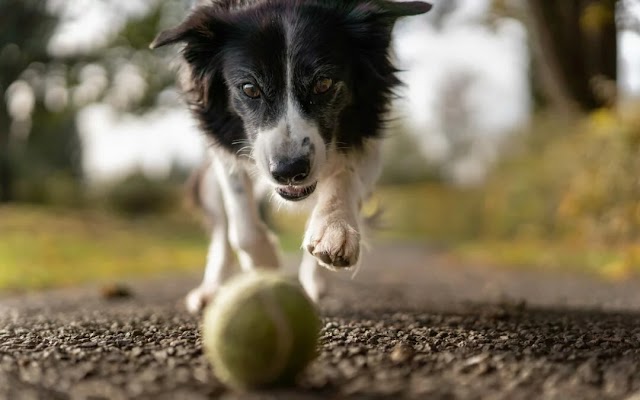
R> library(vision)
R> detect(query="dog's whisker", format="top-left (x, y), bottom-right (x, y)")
top-left (232, 138), bottom-right (252, 145)
top-left (235, 145), bottom-right (254, 158)
top-left (350, 262), bottom-right (363, 280)
top-left (239, 154), bottom-right (256, 162)
top-left (235, 144), bottom-right (253, 152)
top-left (246, 167), bottom-right (261, 180)
top-left (267, 191), bottom-right (279, 206)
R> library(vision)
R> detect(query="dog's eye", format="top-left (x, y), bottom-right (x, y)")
top-left (313, 77), bottom-right (333, 95)
top-left (242, 83), bottom-right (261, 99)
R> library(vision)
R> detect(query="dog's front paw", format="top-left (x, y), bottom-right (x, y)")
top-left (304, 215), bottom-right (360, 269)
top-left (185, 284), bottom-right (218, 314)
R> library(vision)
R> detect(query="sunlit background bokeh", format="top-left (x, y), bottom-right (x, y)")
top-left (2, 0), bottom-right (640, 291)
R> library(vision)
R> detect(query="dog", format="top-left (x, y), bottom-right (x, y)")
top-left (150, 0), bottom-right (432, 313)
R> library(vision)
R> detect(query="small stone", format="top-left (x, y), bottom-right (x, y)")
top-left (100, 283), bottom-right (133, 300)
top-left (131, 347), bottom-right (143, 357)
top-left (390, 343), bottom-right (414, 364)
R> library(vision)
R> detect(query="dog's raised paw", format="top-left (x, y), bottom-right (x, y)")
top-left (304, 217), bottom-right (360, 269)
top-left (185, 285), bottom-right (218, 314)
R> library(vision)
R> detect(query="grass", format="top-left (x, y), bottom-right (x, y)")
top-left (453, 240), bottom-right (633, 281)
top-left (0, 205), bottom-right (209, 292)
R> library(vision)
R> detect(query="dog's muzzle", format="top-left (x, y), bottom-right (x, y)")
top-left (269, 157), bottom-right (310, 185)
top-left (276, 182), bottom-right (317, 201)
top-left (269, 156), bottom-right (317, 201)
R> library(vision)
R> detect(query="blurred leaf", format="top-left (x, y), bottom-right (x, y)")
top-left (102, 172), bottom-right (180, 216)
top-left (115, 5), bottom-right (164, 50)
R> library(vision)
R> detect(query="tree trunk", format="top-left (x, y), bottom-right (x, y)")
top-left (0, 100), bottom-right (12, 203)
top-left (526, 0), bottom-right (618, 112)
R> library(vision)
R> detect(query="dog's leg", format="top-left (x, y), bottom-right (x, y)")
top-left (213, 156), bottom-right (281, 272)
top-left (185, 163), bottom-right (234, 313)
top-left (304, 140), bottom-right (382, 270)
top-left (304, 171), bottom-right (362, 269)
top-left (298, 251), bottom-right (326, 302)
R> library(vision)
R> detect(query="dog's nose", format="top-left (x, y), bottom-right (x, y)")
top-left (270, 157), bottom-right (310, 185)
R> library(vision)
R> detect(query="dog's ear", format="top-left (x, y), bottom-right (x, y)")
top-left (348, 1), bottom-right (432, 27)
top-left (149, 9), bottom-right (218, 49)
top-left (380, 1), bottom-right (433, 18)
top-left (150, 25), bottom-right (192, 49)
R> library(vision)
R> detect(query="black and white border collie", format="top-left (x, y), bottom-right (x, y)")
top-left (151, 0), bottom-right (432, 313)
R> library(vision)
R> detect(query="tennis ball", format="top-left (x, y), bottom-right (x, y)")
top-left (201, 270), bottom-right (321, 389)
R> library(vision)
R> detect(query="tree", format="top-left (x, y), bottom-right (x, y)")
top-left (0, 0), bottom-right (183, 203)
top-left (525, 0), bottom-right (618, 112)
top-left (0, 0), bottom-right (57, 202)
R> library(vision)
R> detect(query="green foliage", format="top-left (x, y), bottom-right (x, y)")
top-left (449, 103), bottom-right (640, 278)
top-left (1, 0), bottom-right (185, 204)
top-left (1, 0), bottom-right (58, 202)
top-left (479, 117), bottom-right (578, 239)
top-left (14, 172), bottom-right (85, 207)
top-left (102, 172), bottom-right (181, 216)
top-left (116, 5), bottom-right (165, 51)
top-left (555, 106), bottom-right (640, 243)
top-left (105, 0), bottom-right (184, 112)
top-left (380, 130), bottom-right (444, 185)
top-left (21, 108), bottom-right (83, 173)
top-left (0, 0), bottom-right (56, 79)
top-left (479, 105), bottom-right (640, 245)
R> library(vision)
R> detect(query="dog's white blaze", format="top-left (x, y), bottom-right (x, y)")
top-left (253, 47), bottom-right (327, 188)
top-left (253, 119), bottom-right (287, 182)
top-left (286, 94), bottom-right (327, 179)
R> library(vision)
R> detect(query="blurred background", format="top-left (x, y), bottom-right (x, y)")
top-left (1, 0), bottom-right (640, 292)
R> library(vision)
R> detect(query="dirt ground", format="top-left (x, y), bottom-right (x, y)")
top-left (2, 243), bottom-right (640, 400)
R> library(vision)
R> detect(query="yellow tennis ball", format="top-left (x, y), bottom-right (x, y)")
top-left (201, 270), bottom-right (321, 389)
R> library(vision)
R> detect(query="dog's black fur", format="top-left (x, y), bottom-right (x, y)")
top-left (151, 0), bottom-right (432, 311)
top-left (151, 0), bottom-right (431, 155)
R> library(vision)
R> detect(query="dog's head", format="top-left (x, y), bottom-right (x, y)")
top-left (151, 0), bottom-right (431, 202)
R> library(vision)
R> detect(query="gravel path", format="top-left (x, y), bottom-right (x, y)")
top-left (2, 243), bottom-right (640, 400)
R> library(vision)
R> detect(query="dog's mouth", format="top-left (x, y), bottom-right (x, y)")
top-left (276, 182), bottom-right (317, 202)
